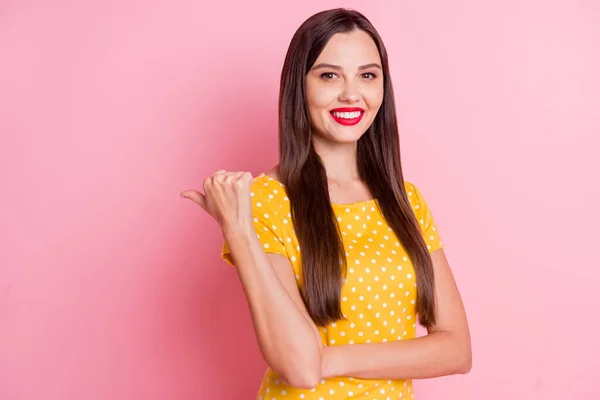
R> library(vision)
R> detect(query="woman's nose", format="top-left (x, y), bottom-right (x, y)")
top-left (338, 81), bottom-right (361, 103)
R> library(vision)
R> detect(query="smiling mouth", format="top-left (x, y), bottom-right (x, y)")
top-left (330, 110), bottom-right (365, 126)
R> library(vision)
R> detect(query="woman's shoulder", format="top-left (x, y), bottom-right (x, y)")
top-left (251, 172), bottom-right (285, 192)
top-left (401, 179), bottom-right (432, 205)
top-left (250, 165), bottom-right (284, 192)
top-left (402, 179), bottom-right (430, 212)
top-left (249, 170), bottom-right (289, 214)
top-left (402, 179), bottom-right (418, 196)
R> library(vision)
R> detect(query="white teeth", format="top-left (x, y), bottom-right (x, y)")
top-left (333, 111), bottom-right (362, 119)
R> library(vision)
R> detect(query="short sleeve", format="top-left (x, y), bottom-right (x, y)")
top-left (408, 183), bottom-right (444, 253)
top-left (220, 185), bottom-right (290, 267)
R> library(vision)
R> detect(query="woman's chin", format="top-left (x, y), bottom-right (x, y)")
top-left (312, 124), bottom-right (369, 145)
top-left (330, 127), bottom-right (368, 142)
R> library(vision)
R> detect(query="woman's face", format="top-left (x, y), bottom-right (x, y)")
top-left (305, 29), bottom-right (384, 144)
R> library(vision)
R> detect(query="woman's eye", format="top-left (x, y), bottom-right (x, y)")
top-left (362, 72), bottom-right (377, 79)
top-left (321, 72), bottom-right (337, 80)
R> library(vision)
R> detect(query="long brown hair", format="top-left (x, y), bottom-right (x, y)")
top-left (278, 8), bottom-right (437, 328)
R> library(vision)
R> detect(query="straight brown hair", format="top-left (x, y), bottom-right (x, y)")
top-left (278, 8), bottom-right (437, 328)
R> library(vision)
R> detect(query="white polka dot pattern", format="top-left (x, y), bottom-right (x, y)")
top-left (221, 174), bottom-right (444, 399)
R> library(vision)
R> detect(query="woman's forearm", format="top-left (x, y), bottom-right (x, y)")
top-left (323, 330), bottom-right (472, 380)
top-left (224, 226), bottom-right (322, 388)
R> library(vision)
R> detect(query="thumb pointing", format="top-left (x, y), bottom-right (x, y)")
top-left (180, 190), bottom-right (207, 211)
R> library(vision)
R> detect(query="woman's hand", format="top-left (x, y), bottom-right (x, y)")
top-left (180, 169), bottom-right (254, 233)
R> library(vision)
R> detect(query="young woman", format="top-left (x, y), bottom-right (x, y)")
top-left (181, 8), bottom-right (471, 399)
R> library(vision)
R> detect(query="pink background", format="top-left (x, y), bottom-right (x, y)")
top-left (1, 1), bottom-right (599, 399)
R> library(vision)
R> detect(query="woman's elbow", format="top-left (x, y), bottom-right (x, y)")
top-left (280, 360), bottom-right (321, 389)
top-left (456, 347), bottom-right (472, 374)
top-left (283, 370), bottom-right (321, 390)
top-left (278, 353), bottom-right (322, 389)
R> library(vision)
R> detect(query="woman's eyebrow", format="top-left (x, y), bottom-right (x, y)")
top-left (311, 62), bottom-right (382, 71)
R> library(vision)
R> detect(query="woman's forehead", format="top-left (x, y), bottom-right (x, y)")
top-left (314, 30), bottom-right (381, 68)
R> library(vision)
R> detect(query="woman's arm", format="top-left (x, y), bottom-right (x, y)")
top-left (224, 226), bottom-right (323, 388)
top-left (322, 248), bottom-right (472, 380)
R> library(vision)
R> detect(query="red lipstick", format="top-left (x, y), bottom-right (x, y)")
top-left (330, 107), bottom-right (365, 126)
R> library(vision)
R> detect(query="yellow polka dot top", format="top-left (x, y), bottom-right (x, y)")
top-left (221, 173), bottom-right (444, 400)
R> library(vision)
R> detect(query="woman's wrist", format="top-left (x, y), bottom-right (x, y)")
top-left (222, 223), bottom-right (255, 245)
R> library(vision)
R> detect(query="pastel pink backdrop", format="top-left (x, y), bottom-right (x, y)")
top-left (1, 1), bottom-right (599, 399)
